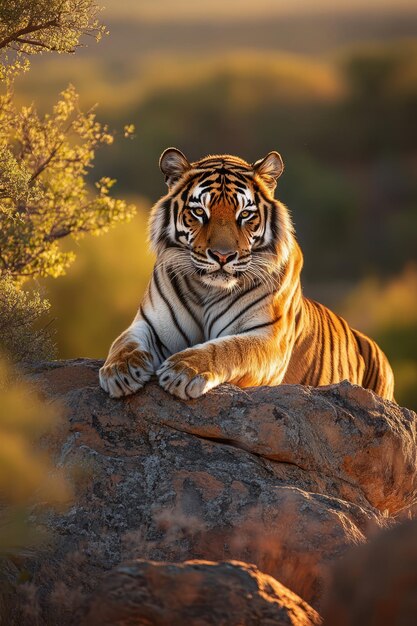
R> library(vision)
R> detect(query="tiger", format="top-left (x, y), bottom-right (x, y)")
top-left (99, 148), bottom-right (395, 401)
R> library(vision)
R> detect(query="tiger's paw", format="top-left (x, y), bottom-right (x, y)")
top-left (99, 342), bottom-right (154, 398)
top-left (157, 351), bottom-right (218, 400)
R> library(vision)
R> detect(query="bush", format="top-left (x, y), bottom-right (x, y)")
top-left (0, 276), bottom-right (54, 364)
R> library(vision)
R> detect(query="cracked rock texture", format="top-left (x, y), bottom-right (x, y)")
top-left (5, 359), bottom-right (417, 625)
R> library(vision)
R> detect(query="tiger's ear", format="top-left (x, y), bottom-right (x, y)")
top-left (159, 148), bottom-right (190, 188)
top-left (252, 151), bottom-right (284, 192)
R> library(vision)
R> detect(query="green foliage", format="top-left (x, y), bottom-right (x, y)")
top-left (335, 42), bottom-right (417, 158)
top-left (0, 276), bottom-right (54, 363)
top-left (0, 84), bottom-right (135, 279)
top-left (0, 0), bottom-right (104, 60)
top-left (343, 42), bottom-right (417, 101)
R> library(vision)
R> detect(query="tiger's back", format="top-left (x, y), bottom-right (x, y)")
top-left (283, 296), bottom-right (394, 400)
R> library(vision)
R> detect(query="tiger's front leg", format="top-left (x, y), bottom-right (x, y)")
top-left (157, 333), bottom-right (282, 400)
top-left (99, 320), bottom-right (156, 398)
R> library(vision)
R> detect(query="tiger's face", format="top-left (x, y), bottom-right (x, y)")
top-left (150, 149), bottom-right (293, 290)
top-left (183, 181), bottom-right (261, 289)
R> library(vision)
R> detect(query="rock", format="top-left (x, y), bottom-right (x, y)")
top-left (322, 520), bottom-right (417, 626)
top-left (5, 359), bottom-right (417, 624)
top-left (82, 559), bottom-right (322, 626)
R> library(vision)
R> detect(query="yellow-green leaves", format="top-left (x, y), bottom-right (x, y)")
top-left (0, 0), bottom-right (105, 60)
top-left (123, 123), bottom-right (136, 138)
top-left (0, 276), bottom-right (55, 362)
top-left (0, 85), bottom-right (136, 279)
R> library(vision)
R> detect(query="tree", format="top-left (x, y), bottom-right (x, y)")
top-left (0, 84), bottom-right (135, 279)
top-left (0, 0), bottom-right (104, 58)
top-left (0, 0), bottom-right (135, 361)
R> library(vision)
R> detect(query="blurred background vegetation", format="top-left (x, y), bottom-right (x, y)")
top-left (6, 0), bottom-right (417, 408)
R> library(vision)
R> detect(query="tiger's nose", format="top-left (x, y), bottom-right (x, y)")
top-left (207, 249), bottom-right (238, 266)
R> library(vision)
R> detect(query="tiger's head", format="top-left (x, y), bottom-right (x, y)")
top-left (149, 148), bottom-right (294, 290)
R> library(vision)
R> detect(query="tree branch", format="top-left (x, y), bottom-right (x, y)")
top-left (15, 37), bottom-right (64, 52)
top-left (0, 19), bottom-right (60, 51)
top-left (28, 113), bottom-right (81, 184)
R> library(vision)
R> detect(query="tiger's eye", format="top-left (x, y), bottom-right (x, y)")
top-left (241, 210), bottom-right (250, 219)
top-left (193, 207), bottom-right (204, 216)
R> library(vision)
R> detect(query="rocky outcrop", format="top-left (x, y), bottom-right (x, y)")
top-left (323, 519), bottom-right (417, 626)
top-left (82, 559), bottom-right (322, 626)
top-left (5, 358), bottom-right (417, 624)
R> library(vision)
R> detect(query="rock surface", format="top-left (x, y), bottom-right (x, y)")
top-left (82, 559), bottom-right (322, 626)
top-left (5, 359), bottom-right (417, 624)
top-left (322, 520), bottom-right (417, 626)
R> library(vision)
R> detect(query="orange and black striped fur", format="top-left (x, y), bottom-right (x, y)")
top-left (99, 149), bottom-right (394, 401)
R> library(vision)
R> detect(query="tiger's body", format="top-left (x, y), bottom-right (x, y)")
top-left (99, 149), bottom-right (394, 401)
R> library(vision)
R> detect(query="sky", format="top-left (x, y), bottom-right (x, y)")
top-left (104, 0), bottom-right (417, 21)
